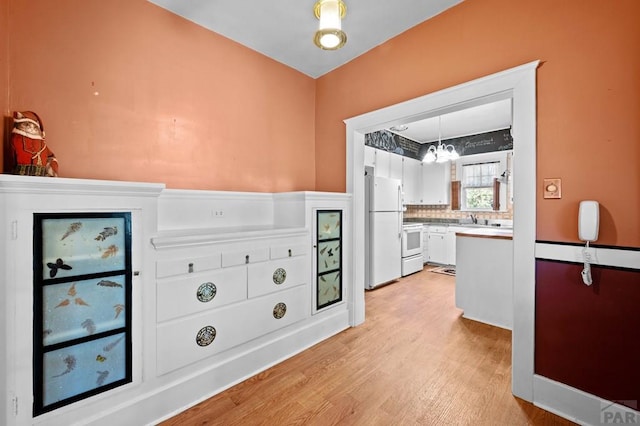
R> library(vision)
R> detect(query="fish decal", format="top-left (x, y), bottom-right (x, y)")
top-left (47, 258), bottom-right (72, 278)
top-left (97, 279), bottom-right (122, 288)
top-left (103, 335), bottom-right (124, 352)
top-left (74, 297), bottom-right (90, 307)
top-left (113, 304), bottom-right (125, 319)
top-left (95, 226), bottom-right (117, 241)
top-left (96, 354), bottom-right (106, 363)
top-left (101, 244), bottom-right (118, 259)
top-left (96, 370), bottom-right (109, 386)
top-left (53, 355), bottom-right (76, 377)
top-left (81, 318), bottom-right (96, 334)
top-left (54, 299), bottom-right (70, 308)
top-left (61, 222), bottom-right (82, 240)
top-left (67, 283), bottom-right (77, 297)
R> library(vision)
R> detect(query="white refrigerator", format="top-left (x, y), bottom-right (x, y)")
top-left (365, 173), bottom-right (402, 289)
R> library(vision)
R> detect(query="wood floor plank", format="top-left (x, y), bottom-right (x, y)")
top-left (160, 267), bottom-right (576, 425)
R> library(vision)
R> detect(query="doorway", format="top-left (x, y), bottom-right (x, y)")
top-left (344, 61), bottom-right (539, 402)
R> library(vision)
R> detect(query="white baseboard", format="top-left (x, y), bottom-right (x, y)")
top-left (83, 310), bottom-right (350, 426)
top-left (534, 375), bottom-right (640, 425)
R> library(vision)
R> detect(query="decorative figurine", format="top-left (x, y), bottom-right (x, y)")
top-left (10, 111), bottom-right (58, 176)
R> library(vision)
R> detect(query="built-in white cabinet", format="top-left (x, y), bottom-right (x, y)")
top-left (445, 226), bottom-right (469, 266)
top-left (364, 145), bottom-right (376, 168)
top-left (389, 153), bottom-right (403, 181)
top-left (0, 176), bottom-right (352, 426)
top-left (427, 226), bottom-right (447, 264)
top-left (374, 149), bottom-right (391, 178)
top-left (365, 146), bottom-right (450, 206)
top-left (421, 162), bottom-right (451, 205)
top-left (402, 157), bottom-right (422, 205)
top-left (422, 224), bottom-right (429, 264)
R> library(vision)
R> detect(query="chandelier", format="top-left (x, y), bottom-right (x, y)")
top-left (423, 116), bottom-right (459, 163)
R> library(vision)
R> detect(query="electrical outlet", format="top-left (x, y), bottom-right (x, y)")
top-left (211, 210), bottom-right (224, 217)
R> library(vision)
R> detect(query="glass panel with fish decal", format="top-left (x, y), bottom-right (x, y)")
top-left (33, 212), bottom-right (132, 416)
top-left (41, 216), bottom-right (126, 279)
top-left (43, 275), bottom-right (126, 346)
top-left (42, 332), bottom-right (127, 407)
top-left (316, 210), bottom-right (343, 310)
top-left (317, 240), bottom-right (341, 274)
top-left (317, 211), bottom-right (341, 241)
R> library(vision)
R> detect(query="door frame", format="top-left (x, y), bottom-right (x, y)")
top-left (344, 60), bottom-right (539, 401)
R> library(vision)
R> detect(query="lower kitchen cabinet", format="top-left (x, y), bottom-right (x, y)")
top-left (427, 226), bottom-right (447, 264)
top-left (422, 224), bottom-right (429, 264)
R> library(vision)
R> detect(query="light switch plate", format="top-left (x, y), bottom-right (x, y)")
top-left (543, 178), bottom-right (561, 199)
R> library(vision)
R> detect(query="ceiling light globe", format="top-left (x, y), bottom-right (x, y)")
top-left (314, 29), bottom-right (347, 50)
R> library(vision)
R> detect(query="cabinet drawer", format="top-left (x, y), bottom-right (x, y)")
top-left (221, 247), bottom-right (269, 267)
top-left (157, 267), bottom-right (247, 322)
top-left (157, 285), bottom-right (309, 375)
top-left (429, 226), bottom-right (447, 234)
top-left (270, 243), bottom-right (307, 260)
top-left (156, 253), bottom-right (221, 278)
top-left (247, 256), bottom-right (308, 298)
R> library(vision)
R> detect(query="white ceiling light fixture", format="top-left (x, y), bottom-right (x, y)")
top-left (423, 116), bottom-right (459, 164)
top-left (314, 0), bottom-right (347, 50)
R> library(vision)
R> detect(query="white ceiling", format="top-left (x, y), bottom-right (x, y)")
top-left (388, 99), bottom-right (513, 144)
top-left (148, 0), bottom-right (463, 78)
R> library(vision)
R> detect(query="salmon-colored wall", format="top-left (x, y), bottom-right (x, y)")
top-left (0, 0), bottom-right (8, 172)
top-left (4, 0), bottom-right (316, 192)
top-left (315, 0), bottom-right (640, 248)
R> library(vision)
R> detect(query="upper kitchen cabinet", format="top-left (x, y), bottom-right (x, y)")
top-left (402, 157), bottom-right (422, 205)
top-left (364, 145), bottom-right (376, 168)
top-left (388, 153), bottom-right (403, 181)
top-left (364, 147), bottom-right (402, 180)
top-left (421, 162), bottom-right (451, 205)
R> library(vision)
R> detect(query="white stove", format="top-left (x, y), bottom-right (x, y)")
top-left (401, 223), bottom-right (424, 276)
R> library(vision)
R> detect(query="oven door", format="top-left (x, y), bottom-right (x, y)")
top-left (402, 225), bottom-right (423, 258)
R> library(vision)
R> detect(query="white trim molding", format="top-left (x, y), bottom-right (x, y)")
top-left (344, 61), bottom-right (540, 402)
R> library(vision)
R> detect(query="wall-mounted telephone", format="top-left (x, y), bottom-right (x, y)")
top-left (578, 200), bottom-right (599, 285)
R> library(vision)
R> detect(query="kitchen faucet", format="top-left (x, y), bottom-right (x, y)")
top-left (469, 214), bottom-right (477, 224)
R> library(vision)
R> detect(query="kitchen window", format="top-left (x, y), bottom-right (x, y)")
top-left (462, 161), bottom-right (499, 210)
top-left (457, 151), bottom-right (510, 211)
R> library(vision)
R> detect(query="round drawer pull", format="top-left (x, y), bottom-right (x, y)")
top-left (196, 282), bottom-right (217, 303)
top-left (273, 302), bottom-right (287, 319)
top-left (273, 268), bottom-right (287, 285)
top-left (195, 326), bottom-right (217, 347)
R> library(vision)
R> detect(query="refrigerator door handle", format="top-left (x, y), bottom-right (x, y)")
top-left (398, 185), bottom-right (402, 239)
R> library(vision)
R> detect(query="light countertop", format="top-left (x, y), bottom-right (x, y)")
top-left (455, 228), bottom-right (513, 240)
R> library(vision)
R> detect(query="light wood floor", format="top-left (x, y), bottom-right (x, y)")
top-left (161, 267), bottom-right (575, 425)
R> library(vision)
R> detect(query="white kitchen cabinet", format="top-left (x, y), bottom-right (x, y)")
top-left (427, 226), bottom-right (447, 264)
top-left (374, 149), bottom-right (390, 178)
top-left (422, 224), bottom-right (429, 264)
top-left (389, 153), bottom-right (403, 181)
top-left (402, 157), bottom-right (422, 205)
top-left (421, 161), bottom-right (451, 205)
top-left (364, 145), bottom-right (376, 168)
top-left (444, 226), bottom-right (463, 266)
